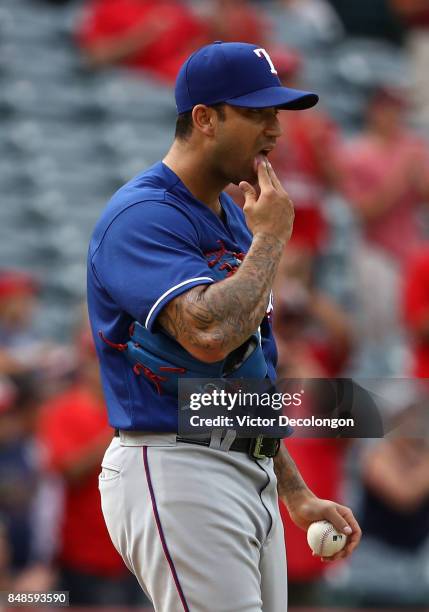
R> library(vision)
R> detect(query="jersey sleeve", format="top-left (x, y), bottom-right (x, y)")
top-left (91, 201), bottom-right (216, 330)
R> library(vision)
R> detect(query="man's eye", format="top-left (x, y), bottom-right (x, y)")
top-left (249, 108), bottom-right (278, 117)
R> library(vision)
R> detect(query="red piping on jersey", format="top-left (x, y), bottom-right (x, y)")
top-left (133, 363), bottom-right (167, 395)
top-left (205, 240), bottom-right (245, 275)
top-left (205, 240), bottom-right (228, 267)
top-left (159, 366), bottom-right (186, 373)
top-left (98, 330), bottom-right (127, 352)
top-left (219, 262), bottom-right (240, 277)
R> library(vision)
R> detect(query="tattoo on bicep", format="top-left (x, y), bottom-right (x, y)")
top-left (158, 233), bottom-right (284, 353)
top-left (158, 287), bottom-right (212, 344)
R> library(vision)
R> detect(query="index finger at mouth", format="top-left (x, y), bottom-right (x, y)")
top-left (266, 159), bottom-right (283, 190)
top-left (257, 157), bottom-right (275, 190)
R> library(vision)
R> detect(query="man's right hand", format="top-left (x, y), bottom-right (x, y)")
top-left (239, 156), bottom-right (295, 245)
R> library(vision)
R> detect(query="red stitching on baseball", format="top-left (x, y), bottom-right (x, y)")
top-left (319, 523), bottom-right (334, 556)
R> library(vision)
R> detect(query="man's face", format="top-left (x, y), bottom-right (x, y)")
top-left (212, 105), bottom-right (282, 184)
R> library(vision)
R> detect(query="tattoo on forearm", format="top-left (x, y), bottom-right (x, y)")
top-left (274, 446), bottom-right (308, 503)
top-left (159, 233), bottom-right (284, 356)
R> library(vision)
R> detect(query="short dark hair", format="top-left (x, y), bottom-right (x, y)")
top-left (175, 103), bottom-right (226, 141)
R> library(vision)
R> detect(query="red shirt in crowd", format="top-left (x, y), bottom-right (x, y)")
top-left (341, 131), bottom-right (429, 265)
top-left (203, 0), bottom-right (268, 45)
top-left (38, 385), bottom-right (123, 576)
top-left (269, 111), bottom-right (339, 252)
top-left (77, 0), bottom-right (207, 83)
top-left (403, 248), bottom-right (429, 377)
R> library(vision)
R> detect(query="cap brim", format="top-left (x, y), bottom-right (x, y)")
top-left (225, 86), bottom-right (319, 110)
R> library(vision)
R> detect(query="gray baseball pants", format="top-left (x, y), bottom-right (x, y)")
top-left (99, 432), bottom-right (288, 611)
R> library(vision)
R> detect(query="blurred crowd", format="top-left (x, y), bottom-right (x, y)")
top-left (2, 0), bottom-right (429, 609)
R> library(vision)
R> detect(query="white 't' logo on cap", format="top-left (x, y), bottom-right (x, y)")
top-left (253, 48), bottom-right (278, 75)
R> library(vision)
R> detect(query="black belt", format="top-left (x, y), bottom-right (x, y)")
top-left (114, 429), bottom-right (280, 459)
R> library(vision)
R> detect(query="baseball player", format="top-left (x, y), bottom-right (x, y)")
top-left (87, 42), bottom-right (362, 612)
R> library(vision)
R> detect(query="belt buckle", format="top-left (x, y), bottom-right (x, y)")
top-left (249, 435), bottom-right (280, 459)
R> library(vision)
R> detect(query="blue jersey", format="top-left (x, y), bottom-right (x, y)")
top-left (87, 161), bottom-right (278, 431)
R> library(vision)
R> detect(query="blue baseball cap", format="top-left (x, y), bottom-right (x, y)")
top-left (175, 41), bottom-right (319, 114)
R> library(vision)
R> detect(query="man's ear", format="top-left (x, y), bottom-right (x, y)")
top-left (192, 104), bottom-right (218, 136)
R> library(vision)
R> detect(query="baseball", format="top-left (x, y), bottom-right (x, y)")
top-left (307, 520), bottom-right (347, 557)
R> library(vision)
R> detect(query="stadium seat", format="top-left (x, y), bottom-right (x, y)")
top-left (332, 38), bottom-right (411, 90)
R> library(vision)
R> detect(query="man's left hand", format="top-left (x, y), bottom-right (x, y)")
top-left (285, 491), bottom-right (362, 562)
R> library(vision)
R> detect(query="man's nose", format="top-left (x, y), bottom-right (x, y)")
top-left (264, 116), bottom-right (282, 139)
